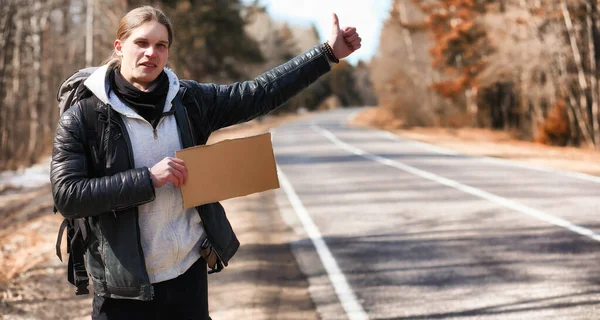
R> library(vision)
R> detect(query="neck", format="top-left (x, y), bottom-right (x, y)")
top-left (125, 76), bottom-right (150, 92)
top-left (132, 82), bottom-right (150, 92)
top-left (118, 66), bottom-right (153, 91)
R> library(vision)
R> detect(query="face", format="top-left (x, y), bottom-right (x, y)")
top-left (114, 20), bottom-right (169, 91)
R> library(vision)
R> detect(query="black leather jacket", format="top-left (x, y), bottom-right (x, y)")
top-left (51, 45), bottom-right (331, 300)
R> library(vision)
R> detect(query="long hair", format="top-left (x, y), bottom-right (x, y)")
top-left (103, 6), bottom-right (174, 65)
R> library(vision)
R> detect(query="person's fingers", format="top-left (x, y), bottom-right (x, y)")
top-left (350, 37), bottom-right (362, 46)
top-left (332, 12), bottom-right (341, 33)
top-left (179, 165), bottom-right (188, 185)
top-left (171, 157), bottom-right (185, 164)
top-left (342, 26), bottom-right (356, 35)
top-left (168, 158), bottom-right (188, 185)
top-left (344, 33), bottom-right (359, 42)
top-left (165, 174), bottom-right (179, 189)
top-left (169, 161), bottom-right (187, 176)
top-left (170, 168), bottom-right (184, 188)
top-left (167, 158), bottom-right (187, 177)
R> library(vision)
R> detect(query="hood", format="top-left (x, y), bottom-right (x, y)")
top-left (83, 60), bottom-right (180, 119)
top-left (83, 60), bottom-right (181, 170)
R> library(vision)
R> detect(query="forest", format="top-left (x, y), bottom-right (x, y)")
top-left (1, 0), bottom-right (599, 171)
top-left (371, 0), bottom-right (600, 150)
top-left (0, 0), bottom-right (375, 170)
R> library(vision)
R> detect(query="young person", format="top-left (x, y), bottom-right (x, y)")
top-left (51, 5), bottom-right (361, 319)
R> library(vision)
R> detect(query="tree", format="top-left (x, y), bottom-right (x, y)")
top-left (127, 0), bottom-right (264, 83)
top-left (0, 0), bottom-right (127, 170)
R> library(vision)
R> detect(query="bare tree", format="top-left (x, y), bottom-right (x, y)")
top-left (586, 0), bottom-right (600, 147)
top-left (561, 0), bottom-right (594, 145)
top-left (0, 0), bottom-right (126, 170)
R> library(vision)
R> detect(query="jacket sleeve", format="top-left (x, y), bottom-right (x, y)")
top-left (189, 44), bottom-right (331, 132)
top-left (51, 104), bottom-right (156, 219)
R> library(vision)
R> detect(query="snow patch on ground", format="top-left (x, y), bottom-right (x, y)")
top-left (0, 157), bottom-right (51, 190)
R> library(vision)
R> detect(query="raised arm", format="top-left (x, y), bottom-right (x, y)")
top-left (185, 13), bottom-right (362, 132)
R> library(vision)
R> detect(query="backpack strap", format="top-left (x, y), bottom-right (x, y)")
top-left (56, 219), bottom-right (70, 261)
top-left (68, 219), bottom-right (90, 295)
top-left (80, 97), bottom-right (102, 173)
top-left (54, 97), bottom-right (99, 296)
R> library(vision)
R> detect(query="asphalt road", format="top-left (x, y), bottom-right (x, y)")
top-left (271, 108), bottom-right (600, 320)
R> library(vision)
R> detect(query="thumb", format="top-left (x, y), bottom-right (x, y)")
top-left (332, 12), bottom-right (341, 33)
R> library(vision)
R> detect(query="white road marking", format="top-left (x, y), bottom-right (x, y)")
top-left (312, 124), bottom-right (600, 242)
top-left (374, 125), bottom-right (600, 184)
top-left (277, 166), bottom-right (369, 320)
top-left (344, 109), bottom-right (600, 183)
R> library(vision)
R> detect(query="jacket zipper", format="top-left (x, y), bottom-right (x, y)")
top-left (152, 117), bottom-right (169, 140)
top-left (181, 104), bottom-right (196, 147)
top-left (106, 105), bottom-right (153, 296)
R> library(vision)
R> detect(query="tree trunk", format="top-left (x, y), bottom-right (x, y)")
top-left (28, 0), bottom-right (42, 159)
top-left (0, 1), bottom-right (16, 168)
top-left (558, 52), bottom-right (591, 145)
top-left (397, 1), bottom-right (417, 67)
top-left (587, 0), bottom-right (600, 148)
top-left (5, 6), bottom-right (24, 167)
top-left (86, 0), bottom-right (94, 66)
top-left (561, 0), bottom-right (594, 146)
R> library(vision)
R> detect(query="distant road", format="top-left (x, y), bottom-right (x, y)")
top-left (272, 108), bottom-right (600, 320)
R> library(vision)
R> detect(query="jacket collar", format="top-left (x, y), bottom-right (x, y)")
top-left (84, 60), bottom-right (180, 119)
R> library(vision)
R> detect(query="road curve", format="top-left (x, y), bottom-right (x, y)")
top-left (272, 108), bottom-right (600, 320)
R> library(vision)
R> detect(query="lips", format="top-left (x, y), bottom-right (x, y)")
top-left (139, 61), bottom-right (157, 68)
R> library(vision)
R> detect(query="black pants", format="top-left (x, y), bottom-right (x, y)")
top-left (92, 258), bottom-right (210, 320)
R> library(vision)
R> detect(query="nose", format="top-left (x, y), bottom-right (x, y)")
top-left (145, 46), bottom-right (157, 57)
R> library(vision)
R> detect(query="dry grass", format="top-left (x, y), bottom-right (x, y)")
top-left (0, 186), bottom-right (55, 285)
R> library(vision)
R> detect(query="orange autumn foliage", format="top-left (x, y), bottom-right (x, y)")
top-left (536, 101), bottom-right (571, 146)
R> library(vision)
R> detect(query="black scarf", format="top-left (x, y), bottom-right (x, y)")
top-left (110, 67), bottom-right (169, 128)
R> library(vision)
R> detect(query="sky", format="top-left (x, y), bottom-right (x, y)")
top-left (243, 0), bottom-right (393, 64)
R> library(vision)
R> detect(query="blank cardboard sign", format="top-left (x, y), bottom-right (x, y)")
top-left (175, 132), bottom-right (280, 208)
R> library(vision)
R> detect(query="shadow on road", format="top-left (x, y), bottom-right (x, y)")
top-left (374, 290), bottom-right (600, 320)
top-left (289, 225), bottom-right (600, 319)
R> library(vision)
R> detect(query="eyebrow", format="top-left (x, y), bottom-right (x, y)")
top-left (132, 37), bottom-right (169, 45)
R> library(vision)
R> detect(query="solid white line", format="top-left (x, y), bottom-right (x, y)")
top-left (372, 127), bottom-right (600, 184)
top-left (312, 124), bottom-right (600, 243)
top-left (277, 166), bottom-right (369, 320)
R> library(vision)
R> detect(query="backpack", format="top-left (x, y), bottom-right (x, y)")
top-left (54, 67), bottom-right (100, 296)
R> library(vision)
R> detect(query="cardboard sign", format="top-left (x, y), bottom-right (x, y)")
top-left (175, 132), bottom-right (280, 208)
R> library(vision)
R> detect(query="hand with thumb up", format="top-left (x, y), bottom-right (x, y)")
top-left (327, 13), bottom-right (362, 61)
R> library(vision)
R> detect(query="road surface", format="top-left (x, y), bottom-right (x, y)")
top-left (272, 108), bottom-right (600, 320)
